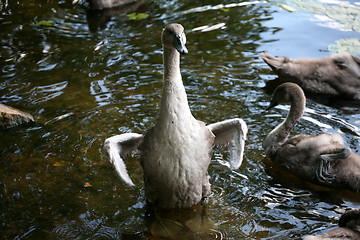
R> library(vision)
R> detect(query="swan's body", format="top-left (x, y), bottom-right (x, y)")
top-left (304, 209), bottom-right (360, 240)
top-left (263, 83), bottom-right (360, 192)
top-left (105, 23), bottom-right (247, 209)
top-left (261, 52), bottom-right (360, 101)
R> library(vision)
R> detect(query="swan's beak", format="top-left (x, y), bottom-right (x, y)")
top-left (174, 34), bottom-right (188, 54)
top-left (266, 99), bottom-right (278, 110)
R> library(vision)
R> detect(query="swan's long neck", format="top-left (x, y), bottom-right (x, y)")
top-left (263, 91), bottom-right (305, 156)
top-left (158, 46), bottom-right (193, 123)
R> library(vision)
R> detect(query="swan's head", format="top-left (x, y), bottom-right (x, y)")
top-left (266, 82), bottom-right (304, 110)
top-left (162, 23), bottom-right (188, 54)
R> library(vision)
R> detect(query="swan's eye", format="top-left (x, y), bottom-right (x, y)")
top-left (164, 28), bottom-right (174, 35)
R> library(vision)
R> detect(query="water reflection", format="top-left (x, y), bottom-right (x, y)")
top-left (52, 211), bottom-right (123, 239)
top-left (1, 0), bottom-right (360, 239)
top-left (86, 0), bottom-right (155, 32)
top-left (144, 204), bottom-right (220, 239)
top-left (30, 81), bottom-right (68, 104)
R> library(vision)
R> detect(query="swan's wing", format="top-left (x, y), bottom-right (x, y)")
top-left (207, 118), bottom-right (248, 170)
top-left (316, 147), bottom-right (351, 184)
top-left (104, 133), bottom-right (143, 186)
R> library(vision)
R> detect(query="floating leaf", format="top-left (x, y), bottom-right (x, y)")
top-left (84, 182), bottom-right (92, 188)
top-left (293, 0), bottom-right (326, 13)
top-left (353, 19), bottom-right (360, 32)
top-left (77, 129), bottom-right (88, 135)
top-left (326, 5), bottom-right (358, 23)
top-left (220, 8), bottom-right (230, 12)
top-left (53, 161), bottom-right (65, 167)
top-left (293, 0), bottom-right (360, 32)
top-left (127, 13), bottom-right (149, 20)
top-left (280, 4), bottom-right (296, 12)
top-left (35, 20), bottom-right (54, 27)
top-left (328, 38), bottom-right (360, 55)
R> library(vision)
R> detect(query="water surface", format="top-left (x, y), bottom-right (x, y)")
top-left (1, 0), bottom-right (360, 239)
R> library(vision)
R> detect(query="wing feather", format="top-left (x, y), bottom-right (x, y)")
top-left (207, 118), bottom-right (248, 169)
top-left (104, 133), bottom-right (143, 186)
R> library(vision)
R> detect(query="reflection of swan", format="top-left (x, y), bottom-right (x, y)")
top-left (105, 23), bottom-right (247, 209)
top-left (86, 0), bottom-right (154, 32)
top-left (146, 203), bottom-right (217, 238)
top-left (261, 52), bottom-right (360, 101)
top-left (263, 83), bottom-right (360, 192)
top-left (304, 209), bottom-right (360, 239)
top-left (87, 0), bottom-right (142, 10)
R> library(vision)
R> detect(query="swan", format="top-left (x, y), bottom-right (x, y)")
top-left (104, 23), bottom-right (248, 209)
top-left (261, 52), bottom-right (360, 101)
top-left (304, 209), bottom-right (360, 239)
top-left (263, 82), bottom-right (360, 192)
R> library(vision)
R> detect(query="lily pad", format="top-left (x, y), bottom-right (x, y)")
top-left (326, 5), bottom-right (356, 23)
top-left (127, 13), bottom-right (149, 20)
top-left (354, 17), bottom-right (360, 32)
top-left (292, 0), bottom-right (360, 32)
top-left (328, 38), bottom-right (360, 55)
top-left (35, 20), bottom-right (54, 27)
top-left (293, 0), bottom-right (326, 13)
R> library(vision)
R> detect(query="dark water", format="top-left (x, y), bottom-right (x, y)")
top-left (1, 0), bottom-right (360, 239)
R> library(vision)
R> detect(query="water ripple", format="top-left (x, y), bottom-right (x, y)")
top-left (29, 81), bottom-right (68, 104)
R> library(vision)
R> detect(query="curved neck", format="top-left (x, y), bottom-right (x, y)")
top-left (263, 93), bottom-right (306, 156)
top-left (158, 46), bottom-right (192, 123)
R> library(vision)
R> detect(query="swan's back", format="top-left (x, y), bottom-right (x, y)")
top-left (261, 52), bottom-right (360, 100)
top-left (271, 133), bottom-right (344, 182)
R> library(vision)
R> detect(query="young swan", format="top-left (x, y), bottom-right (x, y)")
top-left (263, 82), bottom-right (360, 192)
top-left (261, 52), bottom-right (360, 100)
top-left (105, 23), bottom-right (247, 209)
top-left (304, 209), bottom-right (360, 239)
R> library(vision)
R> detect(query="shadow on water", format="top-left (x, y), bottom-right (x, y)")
top-left (1, 0), bottom-right (360, 239)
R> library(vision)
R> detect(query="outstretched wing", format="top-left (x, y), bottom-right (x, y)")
top-left (104, 133), bottom-right (143, 186)
top-left (207, 118), bottom-right (248, 170)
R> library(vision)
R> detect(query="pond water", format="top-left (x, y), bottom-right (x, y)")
top-left (1, 0), bottom-right (360, 239)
